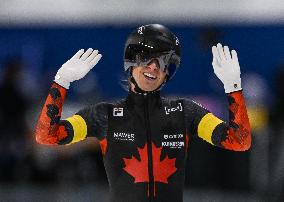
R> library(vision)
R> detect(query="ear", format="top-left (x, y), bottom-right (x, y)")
top-left (164, 74), bottom-right (169, 83)
top-left (129, 66), bottom-right (133, 76)
top-left (129, 66), bottom-right (136, 85)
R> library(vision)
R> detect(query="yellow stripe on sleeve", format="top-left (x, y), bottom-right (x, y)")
top-left (197, 113), bottom-right (223, 145)
top-left (66, 115), bottom-right (87, 144)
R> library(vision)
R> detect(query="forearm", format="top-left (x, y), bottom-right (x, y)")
top-left (209, 43), bottom-right (251, 151)
top-left (212, 90), bottom-right (251, 151)
top-left (196, 90), bottom-right (251, 151)
top-left (35, 49), bottom-right (101, 145)
top-left (35, 82), bottom-right (70, 145)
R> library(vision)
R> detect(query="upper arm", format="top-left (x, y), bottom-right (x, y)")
top-left (75, 102), bottom-right (108, 140)
top-left (183, 99), bottom-right (225, 145)
top-left (183, 92), bottom-right (251, 151)
top-left (58, 102), bottom-right (109, 145)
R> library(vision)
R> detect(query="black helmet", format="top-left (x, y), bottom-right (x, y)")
top-left (124, 24), bottom-right (181, 80)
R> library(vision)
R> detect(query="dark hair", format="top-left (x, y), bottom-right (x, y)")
top-left (119, 67), bottom-right (132, 92)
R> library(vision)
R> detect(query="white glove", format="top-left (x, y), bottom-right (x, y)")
top-left (212, 43), bottom-right (242, 93)
top-left (54, 48), bottom-right (102, 89)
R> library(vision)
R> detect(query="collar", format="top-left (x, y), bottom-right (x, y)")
top-left (126, 89), bottom-right (162, 109)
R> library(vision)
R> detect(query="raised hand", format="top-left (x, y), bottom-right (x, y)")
top-left (54, 48), bottom-right (102, 89)
top-left (212, 43), bottom-right (242, 93)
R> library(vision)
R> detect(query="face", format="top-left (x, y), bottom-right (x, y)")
top-left (131, 59), bottom-right (167, 92)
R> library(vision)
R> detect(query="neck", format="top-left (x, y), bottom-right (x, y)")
top-left (130, 75), bottom-right (166, 95)
top-left (130, 81), bottom-right (159, 95)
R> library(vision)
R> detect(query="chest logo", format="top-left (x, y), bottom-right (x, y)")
top-left (113, 132), bottom-right (135, 142)
top-left (113, 107), bottom-right (123, 117)
top-left (123, 142), bottom-right (177, 197)
top-left (164, 102), bottom-right (183, 115)
top-left (162, 134), bottom-right (185, 149)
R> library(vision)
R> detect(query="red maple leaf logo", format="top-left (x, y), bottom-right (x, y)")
top-left (123, 142), bottom-right (177, 197)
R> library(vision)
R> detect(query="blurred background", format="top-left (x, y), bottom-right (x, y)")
top-left (0, 0), bottom-right (284, 201)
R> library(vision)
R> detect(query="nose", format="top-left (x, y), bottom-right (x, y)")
top-left (147, 59), bottom-right (160, 71)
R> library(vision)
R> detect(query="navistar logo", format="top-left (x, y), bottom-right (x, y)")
top-left (113, 132), bottom-right (135, 141)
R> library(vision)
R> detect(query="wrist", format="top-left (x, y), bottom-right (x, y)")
top-left (223, 77), bottom-right (242, 93)
top-left (54, 74), bottom-right (70, 89)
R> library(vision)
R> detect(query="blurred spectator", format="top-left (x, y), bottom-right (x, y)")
top-left (242, 73), bottom-right (270, 196)
top-left (0, 57), bottom-right (105, 185)
top-left (0, 58), bottom-right (30, 182)
top-left (185, 30), bottom-right (250, 191)
top-left (268, 63), bottom-right (284, 201)
top-left (269, 64), bottom-right (284, 128)
top-left (198, 27), bottom-right (222, 51)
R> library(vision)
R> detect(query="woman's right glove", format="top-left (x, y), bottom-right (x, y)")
top-left (54, 48), bottom-right (102, 89)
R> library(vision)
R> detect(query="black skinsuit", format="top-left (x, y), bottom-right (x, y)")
top-left (75, 91), bottom-right (209, 202)
top-left (35, 83), bottom-right (251, 202)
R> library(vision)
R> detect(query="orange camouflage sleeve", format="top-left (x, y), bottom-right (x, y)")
top-left (196, 91), bottom-right (251, 151)
top-left (35, 82), bottom-right (88, 145)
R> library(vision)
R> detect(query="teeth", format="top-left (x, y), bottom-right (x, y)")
top-left (143, 72), bottom-right (157, 79)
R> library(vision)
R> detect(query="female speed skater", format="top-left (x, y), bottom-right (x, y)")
top-left (35, 24), bottom-right (251, 202)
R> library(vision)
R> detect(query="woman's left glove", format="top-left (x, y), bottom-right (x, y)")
top-left (212, 43), bottom-right (242, 93)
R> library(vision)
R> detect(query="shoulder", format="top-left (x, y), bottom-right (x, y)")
top-left (162, 96), bottom-right (208, 113)
top-left (86, 99), bottom-right (126, 110)
top-left (161, 96), bottom-right (204, 107)
top-left (185, 99), bottom-right (207, 110)
top-left (161, 96), bottom-right (184, 106)
top-left (93, 101), bottom-right (112, 111)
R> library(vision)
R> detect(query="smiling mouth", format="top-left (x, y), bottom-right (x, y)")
top-left (143, 72), bottom-right (157, 80)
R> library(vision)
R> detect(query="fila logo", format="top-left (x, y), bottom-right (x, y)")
top-left (113, 108), bottom-right (123, 116)
top-left (165, 102), bottom-right (183, 115)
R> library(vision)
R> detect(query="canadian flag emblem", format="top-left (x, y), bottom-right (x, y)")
top-left (123, 142), bottom-right (177, 197)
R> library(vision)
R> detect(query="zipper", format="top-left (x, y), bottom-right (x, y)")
top-left (144, 93), bottom-right (154, 202)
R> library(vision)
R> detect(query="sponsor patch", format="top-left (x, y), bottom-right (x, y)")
top-left (113, 132), bottom-right (135, 141)
top-left (162, 133), bottom-right (184, 149)
top-left (113, 108), bottom-right (123, 117)
top-left (162, 141), bottom-right (184, 148)
top-left (164, 102), bottom-right (183, 115)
